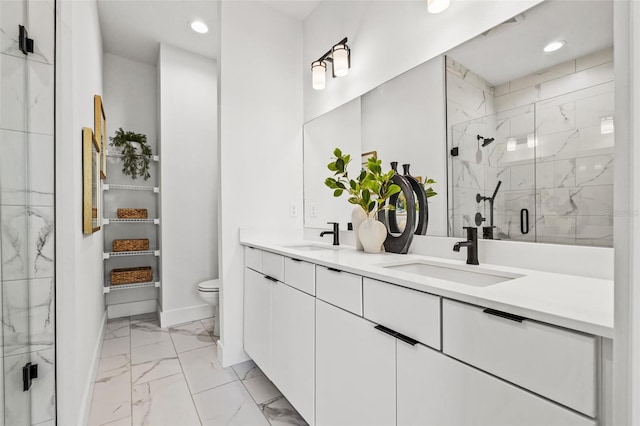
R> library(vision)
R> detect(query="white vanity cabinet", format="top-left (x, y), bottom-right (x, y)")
top-left (316, 299), bottom-right (396, 426)
top-left (244, 248), bottom-right (315, 425)
top-left (243, 245), bottom-right (605, 426)
top-left (243, 267), bottom-right (273, 375)
top-left (396, 343), bottom-right (596, 426)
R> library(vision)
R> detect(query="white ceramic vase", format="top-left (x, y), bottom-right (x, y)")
top-left (351, 206), bottom-right (367, 251)
top-left (358, 218), bottom-right (387, 254)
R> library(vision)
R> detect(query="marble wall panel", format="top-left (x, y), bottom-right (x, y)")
top-left (2, 277), bottom-right (54, 356)
top-left (1, 206), bottom-right (54, 281)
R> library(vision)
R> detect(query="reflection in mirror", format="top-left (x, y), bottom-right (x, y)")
top-left (304, 56), bottom-right (447, 236)
top-left (304, 98), bottom-right (361, 228)
top-left (447, 0), bottom-right (613, 247)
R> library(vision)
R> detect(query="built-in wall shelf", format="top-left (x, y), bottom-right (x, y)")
top-left (107, 150), bottom-right (160, 162)
top-left (104, 218), bottom-right (160, 225)
top-left (103, 250), bottom-right (160, 259)
top-left (104, 184), bottom-right (159, 193)
top-left (103, 280), bottom-right (161, 294)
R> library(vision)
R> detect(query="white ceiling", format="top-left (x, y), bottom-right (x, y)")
top-left (447, 0), bottom-right (613, 86)
top-left (97, 0), bottom-right (320, 65)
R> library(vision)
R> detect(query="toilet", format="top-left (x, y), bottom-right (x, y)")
top-left (197, 279), bottom-right (220, 336)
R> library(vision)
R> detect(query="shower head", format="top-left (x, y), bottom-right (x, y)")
top-left (477, 135), bottom-right (495, 147)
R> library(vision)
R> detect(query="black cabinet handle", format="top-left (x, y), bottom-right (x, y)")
top-left (520, 209), bottom-right (529, 235)
top-left (327, 267), bottom-right (341, 273)
top-left (263, 275), bottom-right (278, 282)
top-left (291, 258), bottom-right (302, 263)
top-left (483, 308), bottom-right (527, 323)
top-left (374, 325), bottom-right (418, 346)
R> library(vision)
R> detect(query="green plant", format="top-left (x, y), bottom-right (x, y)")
top-left (423, 177), bottom-right (438, 198)
top-left (324, 148), bottom-right (400, 217)
top-left (110, 128), bottom-right (152, 180)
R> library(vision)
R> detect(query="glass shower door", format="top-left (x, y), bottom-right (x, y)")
top-left (0, 0), bottom-right (56, 425)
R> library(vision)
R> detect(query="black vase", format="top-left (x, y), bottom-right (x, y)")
top-left (403, 164), bottom-right (429, 235)
top-left (378, 162), bottom-right (415, 254)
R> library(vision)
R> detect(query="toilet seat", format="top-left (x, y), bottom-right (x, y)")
top-left (198, 279), bottom-right (220, 292)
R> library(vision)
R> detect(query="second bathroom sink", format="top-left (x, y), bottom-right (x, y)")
top-left (381, 260), bottom-right (523, 287)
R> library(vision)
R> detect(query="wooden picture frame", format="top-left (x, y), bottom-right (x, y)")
top-left (83, 127), bottom-right (101, 234)
top-left (94, 95), bottom-right (107, 180)
top-left (361, 150), bottom-right (377, 168)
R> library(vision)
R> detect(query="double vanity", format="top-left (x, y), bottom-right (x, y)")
top-left (241, 239), bottom-right (613, 426)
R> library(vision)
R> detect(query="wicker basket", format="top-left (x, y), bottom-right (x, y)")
top-left (117, 208), bottom-right (148, 219)
top-left (110, 267), bottom-right (153, 285)
top-left (112, 239), bottom-right (149, 252)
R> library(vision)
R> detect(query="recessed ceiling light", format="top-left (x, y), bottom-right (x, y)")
top-left (427, 0), bottom-right (450, 14)
top-left (543, 40), bottom-right (566, 53)
top-left (190, 20), bottom-right (209, 34)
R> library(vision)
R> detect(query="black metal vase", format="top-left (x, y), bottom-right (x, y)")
top-left (378, 162), bottom-right (415, 254)
top-left (403, 164), bottom-right (429, 235)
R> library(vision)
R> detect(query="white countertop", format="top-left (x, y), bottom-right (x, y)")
top-left (240, 238), bottom-right (614, 339)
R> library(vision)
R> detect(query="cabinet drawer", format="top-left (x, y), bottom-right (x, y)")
top-left (245, 246), bottom-right (262, 272)
top-left (284, 257), bottom-right (315, 296)
top-left (316, 266), bottom-right (362, 315)
top-left (262, 252), bottom-right (284, 282)
top-left (442, 299), bottom-right (596, 417)
top-left (363, 278), bottom-right (440, 349)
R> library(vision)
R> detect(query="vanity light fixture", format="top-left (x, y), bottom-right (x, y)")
top-left (311, 37), bottom-right (351, 90)
top-left (543, 40), bottom-right (566, 53)
top-left (600, 116), bottom-right (614, 134)
top-left (190, 20), bottom-right (209, 34)
top-left (527, 133), bottom-right (537, 148)
top-left (427, 0), bottom-right (450, 14)
top-left (507, 137), bottom-right (517, 152)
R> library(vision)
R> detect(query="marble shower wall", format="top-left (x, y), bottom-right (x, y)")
top-left (0, 0), bottom-right (56, 424)
top-left (447, 49), bottom-right (614, 247)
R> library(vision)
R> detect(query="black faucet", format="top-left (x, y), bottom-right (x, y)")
top-left (320, 222), bottom-right (340, 246)
top-left (453, 227), bottom-right (479, 265)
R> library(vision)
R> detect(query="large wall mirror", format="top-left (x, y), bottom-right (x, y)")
top-left (303, 0), bottom-right (613, 248)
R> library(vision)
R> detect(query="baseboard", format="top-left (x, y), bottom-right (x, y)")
top-left (107, 299), bottom-right (157, 319)
top-left (159, 303), bottom-right (215, 328)
top-left (78, 310), bottom-right (107, 425)
top-left (217, 340), bottom-right (250, 368)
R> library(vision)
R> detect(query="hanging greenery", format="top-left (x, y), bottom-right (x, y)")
top-left (110, 128), bottom-right (152, 180)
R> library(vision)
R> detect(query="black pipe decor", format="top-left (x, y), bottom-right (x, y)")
top-left (403, 164), bottom-right (429, 235)
top-left (378, 162), bottom-right (415, 254)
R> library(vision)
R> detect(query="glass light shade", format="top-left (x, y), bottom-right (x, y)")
top-left (428, 0), bottom-right (450, 14)
top-left (332, 44), bottom-right (350, 77)
top-left (190, 20), bottom-right (209, 34)
top-left (527, 133), bottom-right (537, 148)
top-left (600, 116), bottom-right (614, 134)
top-left (312, 61), bottom-right (327, 90)
top-left (507, 138), bottom-right (517, 152)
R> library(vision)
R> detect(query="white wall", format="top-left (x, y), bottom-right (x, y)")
top-left (303, 0), bottom-right (543, 123)
top-left (55, 0), bottom-right (105, 423)
top-left (218, 1), bottom-right (303, 366)
top-left (158, 44), bottom-right (218, 325)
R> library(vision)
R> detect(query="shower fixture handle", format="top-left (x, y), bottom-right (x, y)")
top-left (520, 209), bottom-right (530, 235)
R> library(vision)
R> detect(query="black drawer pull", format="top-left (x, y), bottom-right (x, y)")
top-left (374, 325), bottom-right (418, 346)
top-left (291, 258), bottom-right (303, 262)
top-left (483, 308), bottom-right (527, 323)
top-left (263, 275), bottom-right (278, 282)
top-left (327, 267), bottom-right (342, 273)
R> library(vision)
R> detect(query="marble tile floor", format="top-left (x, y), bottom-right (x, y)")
top-left (88, 313), bottom-right (308, 426)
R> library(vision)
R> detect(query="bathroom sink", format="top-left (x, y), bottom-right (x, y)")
top-left (381, 260), bottom-right (523, 287)
top-left (283, 244), bottom-right (337, 252)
